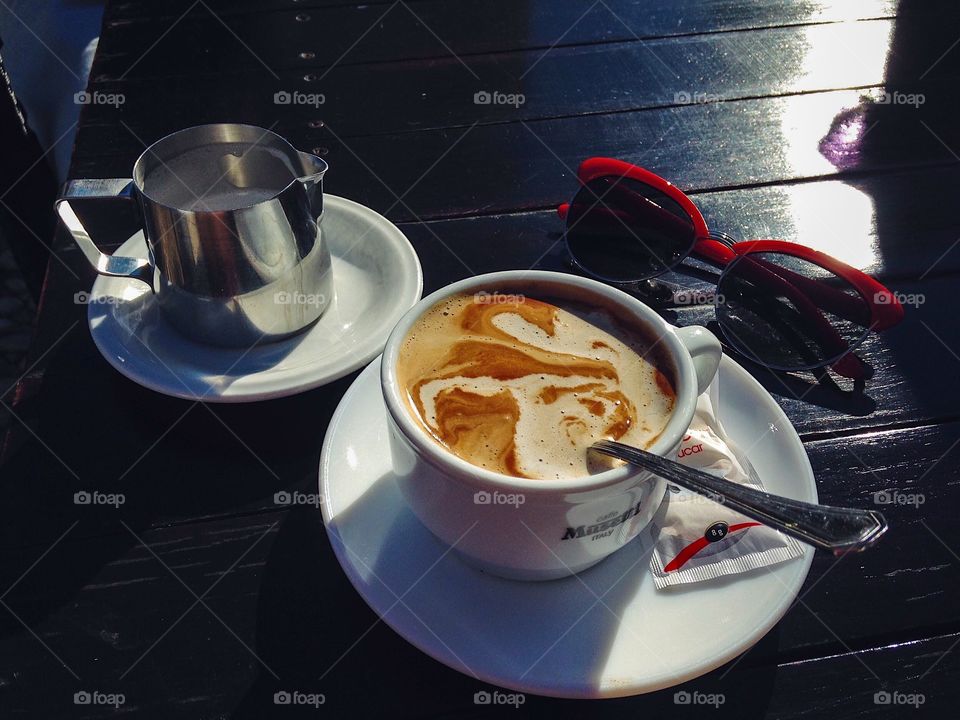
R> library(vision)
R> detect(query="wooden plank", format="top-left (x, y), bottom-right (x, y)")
top-left (70, 85), bottom-right (960, 221)
top-left (98, 0), bottom-right (901, 75)
top-left (92, 8), bottom-right (909, 79)
top-left (394, 163), bottom-right (960, 286)
top-left (83, 19), bottom-right (899, 137)
top-left (105, 0), bottom-right (898, 23)
top-left (49, 160), bottom-right (960, 279)
top-left (0, 513), bottom-right (287, 718)
top-left (760, 634), bottom-right (958, 720)
top-left (0, 503), bottom-right (958, 717)
top-left (106, 0), bottom-right (401, 18)
top-left (777, 422), bottom-right (960, 658)
top-left (84, 11), bottom-right (960, 140)
top-left (105, 0), bottom-right (413, 21)
top-left (684, 633), bottom-right (959, 720)
top-left (690, 165), bottom-right (960, 282)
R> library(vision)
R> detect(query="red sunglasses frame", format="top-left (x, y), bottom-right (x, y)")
top-left (558, 157), bottom-right (905, 379)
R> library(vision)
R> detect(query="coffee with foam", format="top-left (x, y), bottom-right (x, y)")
top-left (397, 292), bottom-right (676, 480)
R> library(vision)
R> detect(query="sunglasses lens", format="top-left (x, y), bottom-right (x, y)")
top-left (715, 251), bottom-right (873, 371)
top-left (565, 176), bottom-right (697, 282)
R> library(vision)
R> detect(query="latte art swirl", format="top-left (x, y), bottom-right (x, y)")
top-left (398, 293), bottom-right (676, 480)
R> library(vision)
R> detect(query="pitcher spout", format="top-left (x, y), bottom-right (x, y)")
top-left (297, 151), bottom-right (328, 220)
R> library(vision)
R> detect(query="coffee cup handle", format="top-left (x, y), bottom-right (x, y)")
top-left (674, 325), bottom-right (723, 395)
top-left (55, 179), bottom-right (154, 287)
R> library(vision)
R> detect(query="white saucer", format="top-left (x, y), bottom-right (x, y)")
top-left (319, 355), bottom-right (815, 698)
top-left (87, 195), bottom-right (422, 402)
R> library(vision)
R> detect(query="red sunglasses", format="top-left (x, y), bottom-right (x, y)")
top-left (558, 158), bottom-right (904, 380)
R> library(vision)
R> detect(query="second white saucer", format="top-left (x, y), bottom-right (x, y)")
top-left (87, 195), bottom-right (422, 402)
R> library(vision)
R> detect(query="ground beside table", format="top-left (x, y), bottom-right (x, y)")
top-left (0, 235), bottom-right (36, 431)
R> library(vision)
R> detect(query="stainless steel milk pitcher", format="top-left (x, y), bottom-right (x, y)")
top-left (56, 123), bottom-right (333, 347)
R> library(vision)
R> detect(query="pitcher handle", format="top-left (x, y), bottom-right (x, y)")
top-left (55, 179), bottom-right (154, 286)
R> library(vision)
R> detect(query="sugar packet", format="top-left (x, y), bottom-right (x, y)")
top-left (649, 383), bottom-right (805, 589)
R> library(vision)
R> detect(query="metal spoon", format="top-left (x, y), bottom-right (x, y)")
top-left (590, 439), bottom-right (887, 554)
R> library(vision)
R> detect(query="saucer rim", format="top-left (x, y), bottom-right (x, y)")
top-left (87, 194), bottom-right (423, 403)
top-left (319, 353), bottom-right (815, 699)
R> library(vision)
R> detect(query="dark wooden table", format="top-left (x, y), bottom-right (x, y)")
top-left (2, 1), bottom-right (960, 717)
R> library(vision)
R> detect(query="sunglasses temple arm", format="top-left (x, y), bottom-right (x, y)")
top-left (697, 244), bottom-right (874, 328)
top-left (732, 257), bottom-right (864, 377)
top-left (693, 238), bottom-right (879, 326)
top-left (725, 291), bottom-right (855, 374)
top-left (761, 262), bottom-right (872, 325)
top-left (608, 183), bottom-right (696, 238)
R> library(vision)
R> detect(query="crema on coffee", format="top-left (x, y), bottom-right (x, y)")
top-left (397, 292), bottom-right (676, 480)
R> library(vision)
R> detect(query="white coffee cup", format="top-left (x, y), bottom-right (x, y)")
top-left (380, 271), bottom-right (722, 580)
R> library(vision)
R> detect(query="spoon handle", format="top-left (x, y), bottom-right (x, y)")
top-left (591, 440), bottom-right (887, 554)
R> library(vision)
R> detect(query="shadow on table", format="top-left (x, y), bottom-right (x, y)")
top-left (0, 321), bottom-right (356, 653)
top-left (807, 0), bottom-right (960, 437)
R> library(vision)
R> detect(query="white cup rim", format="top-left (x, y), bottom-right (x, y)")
top-left (380, 270), bottom-right (700, 494)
